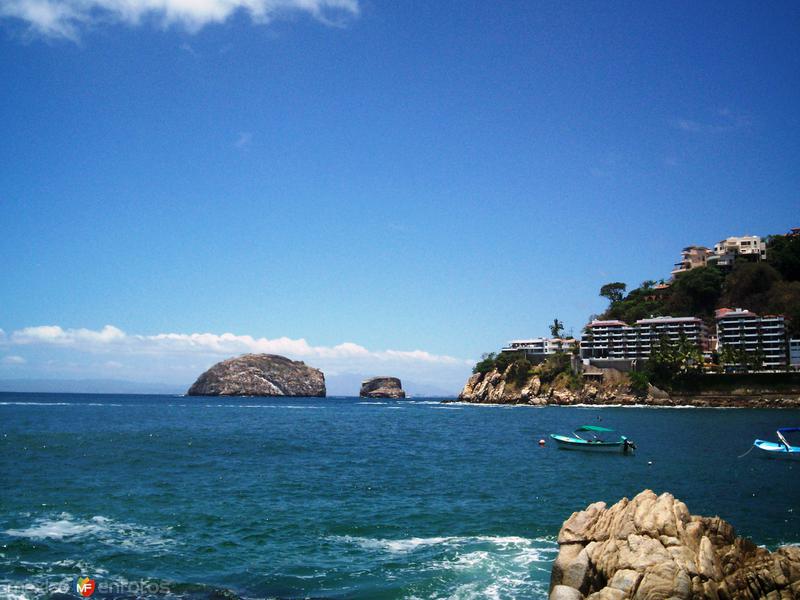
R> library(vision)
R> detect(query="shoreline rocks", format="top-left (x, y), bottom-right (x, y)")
top-left (187, 354), bottom-right (326, 397)
top-left (456, 366), bottom-right (800, 408)
top-left (360, 376), bottom-right (405, 399)
top-left (549, 490), bottom-right (800, 600)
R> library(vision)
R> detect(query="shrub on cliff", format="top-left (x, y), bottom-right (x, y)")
top-left (538, 352), bottom-right (571, 383)
top-left (628, 370), bottom-right (650, 397)
top-left (473, 352), bottom-right (499, 374)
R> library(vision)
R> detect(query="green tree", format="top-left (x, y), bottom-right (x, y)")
top-left (539, 352), bottom-right (571, 383)
top-left (766, 234), bottom-right (800, 282)
top-left (721, 262), bottom-right (781, 314)
top-left (599, 282), bottom-right (627, 305)
top-left (628, 370), bottom-right (650, 398)
top-left (549, 318), bottom-right (565, 338)
top-left (473, 353), bottom-right (497, 374)
top-left (666, 266), bottom-right (724, 317)
top-left (644, 335), bottom-right (704, 387)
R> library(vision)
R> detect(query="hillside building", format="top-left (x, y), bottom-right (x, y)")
top-left (671, 246), bottom-right (712, 277)
top-left (715, 308), bottom-right (788, 370)
top-left (501, 337), bottom-right (576, 361)
top-left (707, 236), bottom-right (766, 269)
top-left (580, 316), bottom-right (710, 361)
top-left (669, 235), bottom-right (767, 279)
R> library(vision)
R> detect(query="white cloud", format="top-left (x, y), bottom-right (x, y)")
top-left (0, 0), bottom-right (359, 40)
top-left (2, 355), bottom-right (26, 365)
top-left (7, 324), bottom-right (472, 367)
top-left (13, 324), bottom-right (126, 345)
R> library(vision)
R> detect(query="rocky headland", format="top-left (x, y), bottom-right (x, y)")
top-left (186, 354), bottom-right (326, 397)
top-left (360, 376), bottom-right (406, 399)
top-left (457, 365), bottom-right (800, 408)
top-left (549, 489), bottom-right (800, 600)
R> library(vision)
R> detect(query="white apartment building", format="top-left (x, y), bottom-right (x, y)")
top-left (501, 337), bottom-right (576, 358)
top-left (716, 308), bottom-right (787, 369)
top-left (790, 338), bottom-right (800, 368)
top-left (670, 235), bottom-right (767, 278)
top-left (707, 236), bottom-right (766, 269)
top-left (580, 316), bottom-right (709, 360)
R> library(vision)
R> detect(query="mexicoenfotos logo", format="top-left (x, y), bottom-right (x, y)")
top-left (76, 577), bottom-right (96, 597)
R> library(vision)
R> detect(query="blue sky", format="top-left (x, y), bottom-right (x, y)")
top-left (1, 0), bottom-right (798, 393)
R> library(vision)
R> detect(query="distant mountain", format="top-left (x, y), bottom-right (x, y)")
top-left (0, 379), bottom-right (185, 395)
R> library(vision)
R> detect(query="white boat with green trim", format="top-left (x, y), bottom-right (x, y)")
top-left (550, 425), bottom-right (636, 453)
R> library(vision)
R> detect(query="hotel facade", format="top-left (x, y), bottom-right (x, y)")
top-left (580, 316), bottom-right (710, 361)
top-left (715, 308), bottom-right (788, 369)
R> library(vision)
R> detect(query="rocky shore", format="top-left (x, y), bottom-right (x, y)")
top-left (549, 490), bottom-right (800, 600)
top-left (187, 354), bottom-right (326, 396)
top-left (457, 366), bottom-right (800, 408)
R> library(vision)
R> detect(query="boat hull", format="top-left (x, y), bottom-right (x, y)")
top-left (753, 439), bottom-right (800, 460)
top-left (550, 434), bottom-right (629, 453)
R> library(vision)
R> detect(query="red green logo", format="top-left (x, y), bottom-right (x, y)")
top-left (76, 577), bottom-right (96, 597)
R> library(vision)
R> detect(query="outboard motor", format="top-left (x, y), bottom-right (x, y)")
top-left (623, 439), bottom-right (636, 454)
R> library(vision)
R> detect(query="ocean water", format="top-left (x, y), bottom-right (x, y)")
top-left (1, 393), bottom-right (799, 600)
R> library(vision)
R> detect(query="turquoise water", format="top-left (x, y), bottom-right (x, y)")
top-left (1, 393), bottom-right (799, 599)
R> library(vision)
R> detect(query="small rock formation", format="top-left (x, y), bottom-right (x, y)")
top-left (360, 376), bottom-right (405, 399)
top-left (549, 489), bottom-right (800, 600)
top-left (187, 354), bottom-right (325, 397)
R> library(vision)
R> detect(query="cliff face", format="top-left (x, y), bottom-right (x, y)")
top-left (457, 365), bottom-right (644, 406)
top-left (187, 354), bottom-right (326, 397)
top-left (549, 489), bottom-right (800, 600)
top-left (457, 366), bottom-right (800, 408)
top-left (360, 376), bottom-right (406, 399)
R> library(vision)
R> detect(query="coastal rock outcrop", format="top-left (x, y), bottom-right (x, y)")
top-left (549, 490), bottom-right (800, 600)
top-left (187, 354), bottom-right (326, 397)
top-left (360, 376), bottom-right (406, 399)
top-left (457, 366), bottom-right (800, 408)
top-left (457, 365), bottom-right (637, 406)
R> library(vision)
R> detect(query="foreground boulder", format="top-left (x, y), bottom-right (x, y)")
top-left (550, 490), bottom-right (800, 600)
top-left (360, 376), bottom-right (405, 398)
top-left (187, 354), bottom-right (325, 396)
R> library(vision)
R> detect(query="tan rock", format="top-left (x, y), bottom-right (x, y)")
top-left (559, 502), bottom-right (607, 544)
top-left (586, 588), bottom-right (626, 600)
top-left (633, 562), bottom-right (690, 600)
top-left (609, 569), bottom-right (641, 594)
top-left (551, 584), bottom-right (584, 600)
top-left (549, 490), bottom-right (800, 600)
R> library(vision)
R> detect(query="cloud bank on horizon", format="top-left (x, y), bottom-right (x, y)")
top-left (0, 324), bottom-right (473, 392)
top-left (0, 0), bottom-right (359, 40)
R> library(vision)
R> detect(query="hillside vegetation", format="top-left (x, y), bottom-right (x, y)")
top-left (598, 232), bottom-right (800, 334)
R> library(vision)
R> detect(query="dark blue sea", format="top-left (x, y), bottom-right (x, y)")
top-left (1, 393), bottom-right (799, 600)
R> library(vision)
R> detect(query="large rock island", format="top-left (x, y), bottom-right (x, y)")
top-left (187, 354), bottom-right (326, 397)
top-left (360, 376), bottom-right (405, 399)
top-left (549, 490), bottom-right (800, 600)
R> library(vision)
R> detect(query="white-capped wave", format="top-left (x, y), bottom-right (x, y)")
top-left (4, 513), bottom-right (171, 551)
top-left (331, 533), bottom-right (556, 554)
top-left (332, 534), bottom-right (556, 599)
